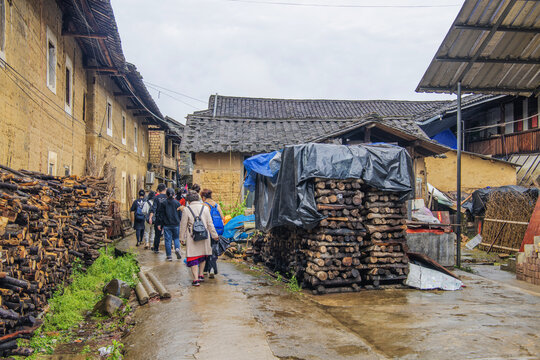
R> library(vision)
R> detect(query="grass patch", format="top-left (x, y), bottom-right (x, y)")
top-left (23, 246), bottom-right (139, 358)
top-left (455, 265), bottom-right (474, 273)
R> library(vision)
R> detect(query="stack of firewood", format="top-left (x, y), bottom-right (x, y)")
top-left (361, 188), bottom-right (409, 288)
top-left (0, 165), bottom-right (114, 353)
top-left (252, 178), bottom-right (409, 294)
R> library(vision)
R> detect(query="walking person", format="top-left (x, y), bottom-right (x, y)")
top-left (201, 189), bottom-right (225, 278)
top-left (157, 188), bottom-right (183, 261)
top-left (180, 191), bottom-right (218, 286)
top-left (130, 189), bottom-right (146, 246)
top-left (190, 183), bottom-right (201, 195)
top-left (148, 183), bottom-right (167, 253)
top-left (142, 190), bottom-right (155, 249)
top-left (201, 189), bottom-right (225, 235)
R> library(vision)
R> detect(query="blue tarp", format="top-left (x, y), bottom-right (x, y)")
top-left (431, 129), bottom-right (457, 149)
top-left (243, 151), bottom-right (280, 191)
top-left (223, 214), bottom-right (255, 239)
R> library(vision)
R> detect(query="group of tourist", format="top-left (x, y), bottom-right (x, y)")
top-left (130, 183), bottom-right (225, 286)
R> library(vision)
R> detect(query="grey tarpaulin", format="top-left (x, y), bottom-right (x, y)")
top-left (255, 143), bottom-right (414, 231)
top-left (462, 185), bottom-right (539, 217)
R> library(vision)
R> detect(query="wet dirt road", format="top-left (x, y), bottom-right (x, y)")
top-left (119, 236), bottom-right (540, 359)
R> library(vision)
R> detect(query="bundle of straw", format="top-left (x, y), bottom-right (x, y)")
top-left (480, 191), bottom-right (537, 252)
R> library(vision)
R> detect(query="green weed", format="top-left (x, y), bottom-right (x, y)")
top-left (25, 246), bottom-right (139, 356)
top-left (219, 192), bottom-right (249, 218)
top-left (287, 275), bottom-right (302, 293)
top-left (109, 339), bottom-right (124, 360)
top-left (455, 265), bottom-right (474, 273)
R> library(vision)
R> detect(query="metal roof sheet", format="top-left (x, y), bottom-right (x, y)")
top-left (417, 0), bottom-right (540, 96)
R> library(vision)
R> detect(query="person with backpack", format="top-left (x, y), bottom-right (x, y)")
top-left (142, 190), bottom-right (155, 250)
top-left (200, 189), bottom-right (225, 235)
top-left (148, 183), bottom-right (167, 253)
top-left (180, 191), bottom-right (219, 286)
top-left (157, 188), bottom-right (183, 261)
top-left (130, 189), bottom-right (146, 246)
top-left (200, 189), bottom-right (225, 278)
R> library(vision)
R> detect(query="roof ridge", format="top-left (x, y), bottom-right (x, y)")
top-left (209, 94), bottom-right (452, 104)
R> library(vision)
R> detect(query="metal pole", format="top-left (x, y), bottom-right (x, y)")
top-left (456, 82), bottom-right (462, 268)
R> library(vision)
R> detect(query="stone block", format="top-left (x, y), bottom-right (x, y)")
top-left (103, 279), bottom-right (131, 299)
top-left (93, 295), bottom-right (124, 316)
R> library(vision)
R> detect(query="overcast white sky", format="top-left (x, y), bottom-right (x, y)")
top-left (112, 0), bottom-right (462, 124)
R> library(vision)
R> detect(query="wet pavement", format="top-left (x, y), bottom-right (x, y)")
top-left (118, 235), bottom-right (540, 359)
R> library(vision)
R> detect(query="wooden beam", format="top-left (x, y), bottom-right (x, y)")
top-left (62, 31), bottom-right (108, 39)
top-left (417, 86), bottom-right (533, 94)
top-left (113, 92), bottom-right (135, 97)
top-left (455, 23), bottom-right (540, 34)
top-left (133, 112), bottom-right (150, 117)
top-left (79, 0), bottom-right (114, 67)
top-left (126, 105), bottom-right (144, 110)
top-left (85, 66), bottom-right (118, 72)
top-left (436, 56), bottom-right (540, 65)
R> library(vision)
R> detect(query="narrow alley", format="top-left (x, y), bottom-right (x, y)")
top-left (119, 235), bottom-right (540, 360)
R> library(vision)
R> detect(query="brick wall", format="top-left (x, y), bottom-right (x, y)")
top-left (516, 237), bottom-right (540, 285)
top-left (0, 0), bottom-right (151, 217)
top-left (0, 0), bottom-right (87, 175)
top-left (193, 152), bottom-right (244, 206)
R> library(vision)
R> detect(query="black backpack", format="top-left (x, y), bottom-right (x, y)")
top-left (187, 206), bottom-right (209, 241)
top-left (134, 200), bottom-right (145, 222)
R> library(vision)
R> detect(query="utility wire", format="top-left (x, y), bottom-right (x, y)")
top-left (143, 81), bottom-right (207, 103)
top-left (145, 84), bottom-right (203, 110)
top-left (218, 0), bottom-right (460, 8)
top-left (464, 113), bottom-right (539, 133)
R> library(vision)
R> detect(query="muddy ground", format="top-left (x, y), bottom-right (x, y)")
top-left (118, 236), bottom-right (540, 360)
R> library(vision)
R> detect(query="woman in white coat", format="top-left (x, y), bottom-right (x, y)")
top-left (180, 191), bottom-right (218, 286)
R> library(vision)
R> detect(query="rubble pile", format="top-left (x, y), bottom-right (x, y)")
top-left (0, 165), bottom-right (114, 353)
top-left (255, 178), bottom-right (409, 294)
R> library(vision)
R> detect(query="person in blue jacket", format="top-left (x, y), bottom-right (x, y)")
top-left (201, 189), bottom-right (225, 278)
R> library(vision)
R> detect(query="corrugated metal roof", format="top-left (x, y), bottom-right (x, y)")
top-left (509, 152), bottom-right (540, 185)
top-left (417, 0), bottom-right (540, 96)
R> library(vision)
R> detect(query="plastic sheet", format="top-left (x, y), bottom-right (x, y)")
top-left (462, 185), bottom-right (539, 216)
top-left (222, 214), bottom-right (255, 239)
top-left (243, 151), bottom-right (280, 191)
top-left (254, 143), bottom-right (414, 231)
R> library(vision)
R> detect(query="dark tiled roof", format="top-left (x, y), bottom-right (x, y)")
top-left (180, 117), bottom-right (353, 153)
top-left (181, 95), bottom-right (444, 153)
top-left (202, 95), bottom-right (451, 120)
top-left (61, 1), bottom-right (163, 120)
top-left (164, 116), bottom-right (184, 138)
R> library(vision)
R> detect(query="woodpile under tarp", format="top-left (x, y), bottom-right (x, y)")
top-left (248, 143), bottom-right (414, 294)
top-left (0, 165), bottom-right (115, 354)
top-left (254, 178), bottom-right (409, 294)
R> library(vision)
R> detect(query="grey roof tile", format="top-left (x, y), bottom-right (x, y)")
top-left (180, 95), bottom-right (458, 153)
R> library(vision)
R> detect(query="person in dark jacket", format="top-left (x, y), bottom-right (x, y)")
top-left (148, 183), bottom-right (167, 253)
top-left (157, 188), bottom-right (182, 261)
top-left (130, 189), bottom-right (146, 246)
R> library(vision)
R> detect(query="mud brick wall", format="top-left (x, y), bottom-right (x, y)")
top-left (192, 152), bottom-right (244, 206)
top-left (516, 254), bottom-right (540, 285)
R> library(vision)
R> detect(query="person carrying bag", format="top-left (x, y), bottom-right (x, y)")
top-left (180, 191), bottom-right (218, 286)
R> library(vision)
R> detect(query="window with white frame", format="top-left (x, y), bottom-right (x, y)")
top-left (141, 131), bottom-right (145, 157)
top-left (121, 112), bottom-right (126, 145)
top-left (64, 165), bottom-right (71, 176)
top-left (132, 174), bottom-right (137, 199)
top-left (0, 0), bottom-right (6, 62)
top-left (65, 55), bottom-right (73, 114)
top-left (106, 98), bottom-right (113, 136)
top-left (134, 123), bottom-right (138, 153)
top-left (121, 171), bottom-right (126, 204)
top-left (47, 151), bottom-right (57, 176)
top-left (46, 27), bottom-right (57, 93)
